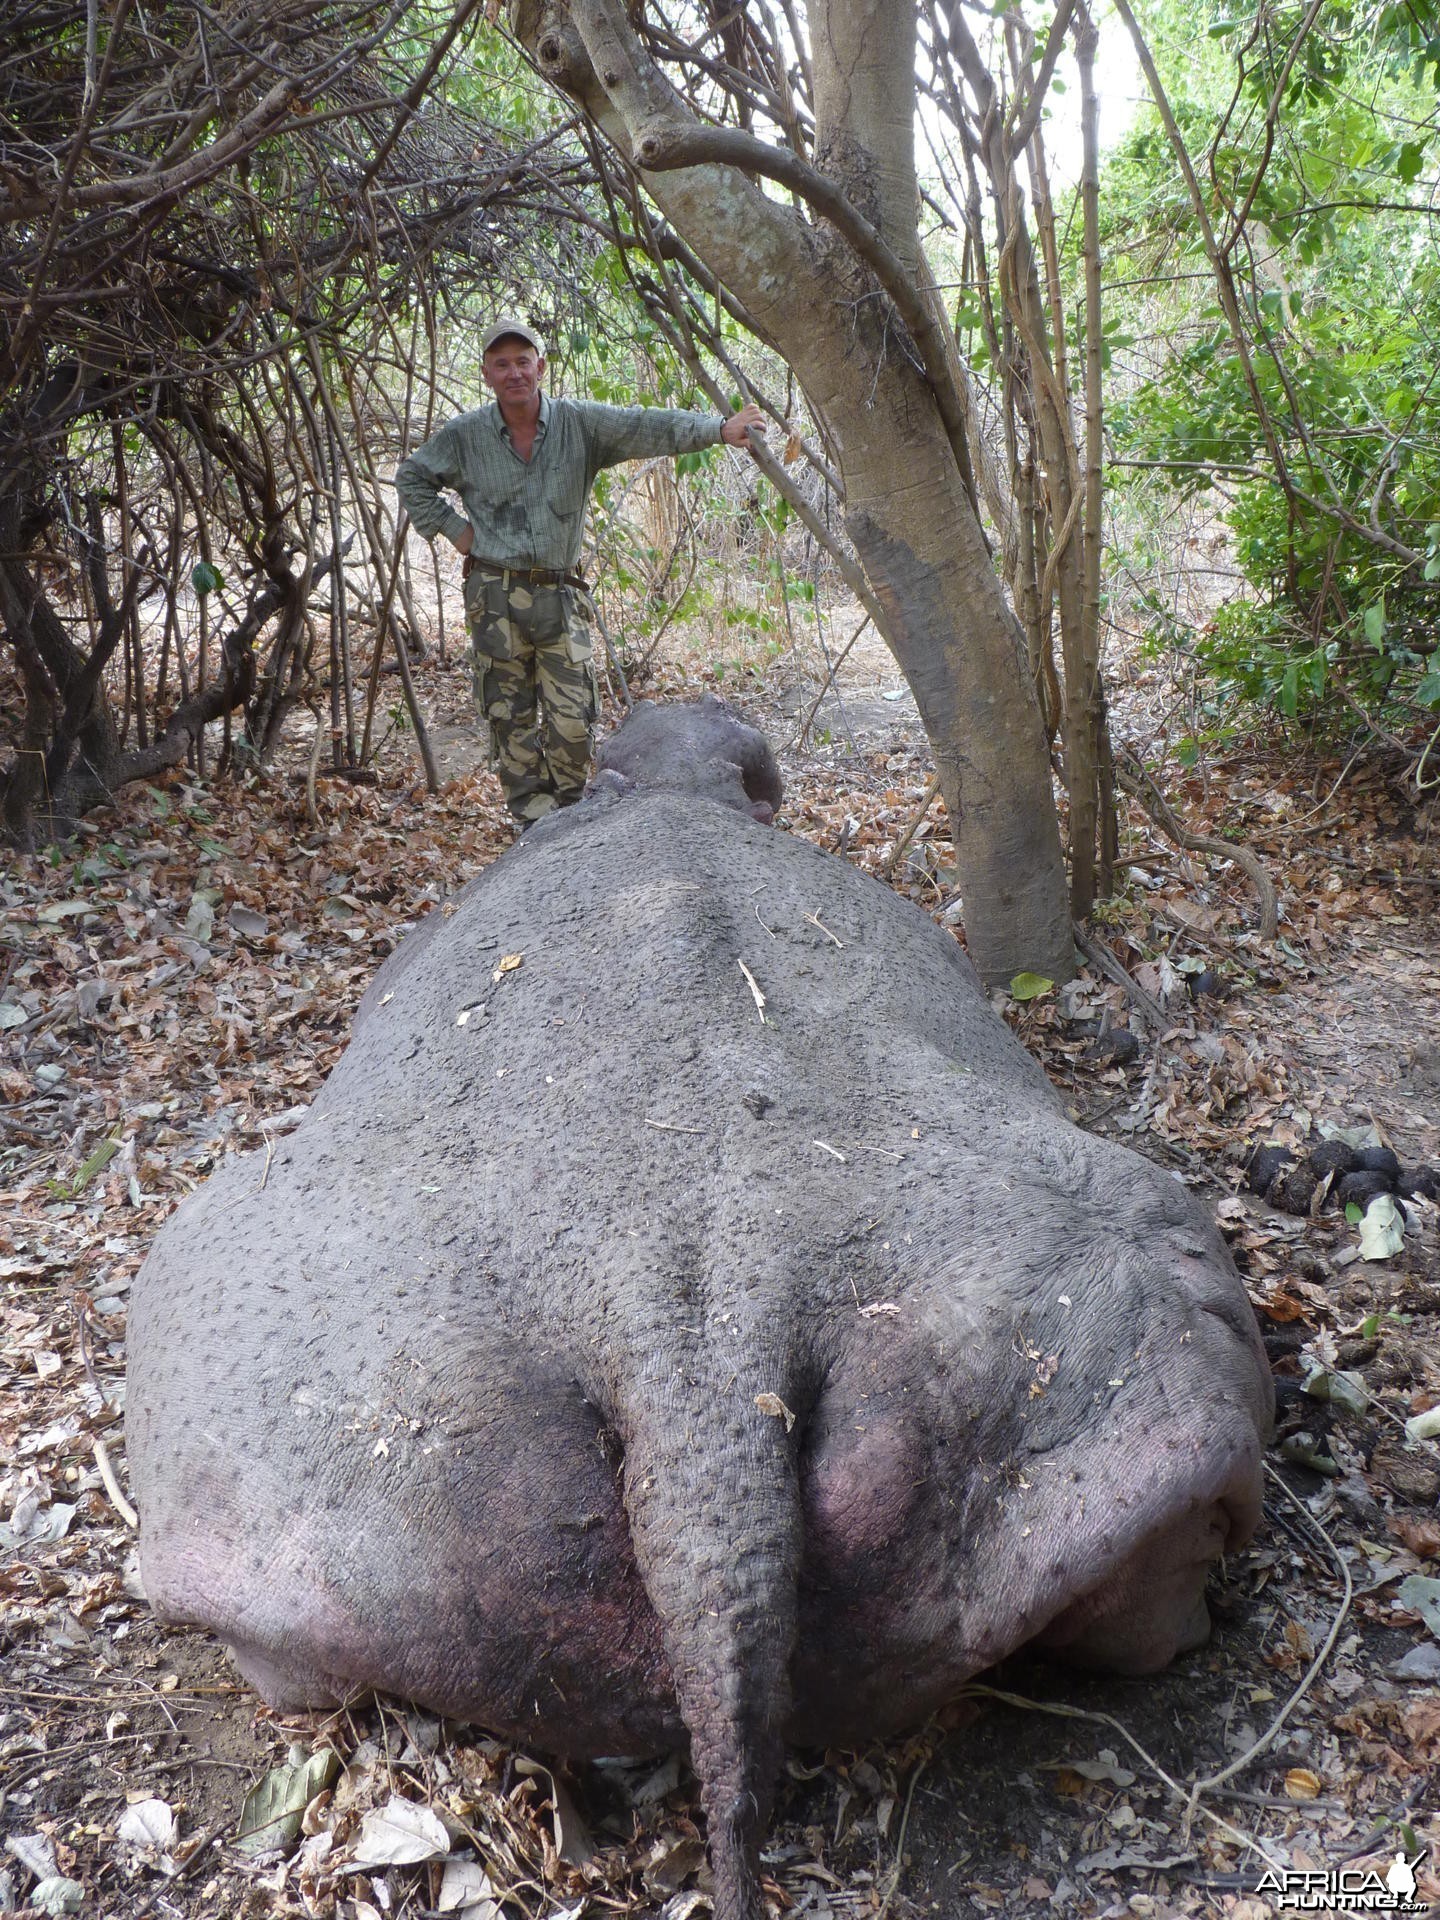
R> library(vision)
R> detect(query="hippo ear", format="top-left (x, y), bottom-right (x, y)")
top-left (736, 737), bottom-right (783, 813)
top-left (586, 768), bottom-right (632, 801)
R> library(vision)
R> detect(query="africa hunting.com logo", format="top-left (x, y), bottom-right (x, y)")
top-left (1255, 1845), bottom-right (1429, 1912)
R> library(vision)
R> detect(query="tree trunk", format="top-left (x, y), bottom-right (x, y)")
top-left (512, 0), bottom-right (1073, 988)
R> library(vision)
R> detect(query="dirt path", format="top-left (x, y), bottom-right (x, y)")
top-left (3, 631), bottom-right (1438, 1919)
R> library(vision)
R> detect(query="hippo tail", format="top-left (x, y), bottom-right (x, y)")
top-left (619, 1372), bottom-right (802, 1920)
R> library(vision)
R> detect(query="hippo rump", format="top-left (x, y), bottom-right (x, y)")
top-left (126, 695), bottom-right (1272, 1920)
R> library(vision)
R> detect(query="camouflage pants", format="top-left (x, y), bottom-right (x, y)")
top-left (464, 571), bottom-right (600, 823)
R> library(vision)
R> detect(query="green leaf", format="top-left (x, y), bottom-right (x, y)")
top-left (1278, 662), bottom-right (1300, 716)
top-left (1395, 140), bottom-right (1427, 183)
top-left (69, 1132), bottom-right (123, 1195)
top-left (235, 1748), bottom-right (340, 1857)
top-left (1009, 972), bottom-right (1054, 1002)
top-left (1415, 671), bottom-right (1440, 707)
top-left (190, 560), bottom-right (222, 596)
top-left (1364, 600), bottom-right (1386, 649)
top-left (29, 1880), bottom-right (84, 1916)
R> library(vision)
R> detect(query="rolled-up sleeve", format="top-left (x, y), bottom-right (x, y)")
top-left (394, 427), bottom-right (472, 547)
top-left (579, 403), bottom-right (724, 470)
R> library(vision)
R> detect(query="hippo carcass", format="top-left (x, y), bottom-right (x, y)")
top-left (127, 695), bottom-right (1272, 1920)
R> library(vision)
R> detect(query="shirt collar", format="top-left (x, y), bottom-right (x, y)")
top-left (490, 391), bottom-right (550, 444)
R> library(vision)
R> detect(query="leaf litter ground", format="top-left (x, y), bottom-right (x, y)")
top-left (2, 632), bottom-right (1438, 1920)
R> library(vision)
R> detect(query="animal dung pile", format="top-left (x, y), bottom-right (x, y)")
top-left (1245, 1135), bottom-right (1439, 1217)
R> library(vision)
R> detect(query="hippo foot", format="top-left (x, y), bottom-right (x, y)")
top-left (229, 1641), bottom-right (353, 1714)
top-left (1036, 1501), bottom-right (1226, 1674)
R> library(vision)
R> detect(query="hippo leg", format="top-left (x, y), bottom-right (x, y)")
top-left (786, 1240), bottom-right (1266, 1744)
top-left (1035, 1495), bottom-right (1244, 1673)
top-left (136, 1339), bottom-right (681, 1757)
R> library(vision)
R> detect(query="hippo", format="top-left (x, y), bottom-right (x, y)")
top-left (126, 694), bottom-right (1273, 1920)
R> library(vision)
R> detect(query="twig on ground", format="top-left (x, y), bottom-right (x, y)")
top-left (876, 1751), bottom-right (931, 1919)
top-left (1305, 852), bottom-right (1440, 888)
top-left (879, 772), bottom-right (944, 879)
top-left (959, 1683), bottom-right (1285, 1871)
top-left (1297, 739), bottom-right (1370, 821)
top-left (1116, 752), bottom-right (1279, 940)
top-left (804, 910), bottom-right (843, 947)
top-left (1072, 921), bottom-right (1170, 1029)
top-left (93, 1436), bottom-right (138, 1530)
top-left (1185, 1464), bottom-right (1352, 1814)
top-left (74, 1296), bottom-right (116, 1412)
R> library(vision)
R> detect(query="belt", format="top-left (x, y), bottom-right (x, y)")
top-left (463, 556), bottom-right (587, 592)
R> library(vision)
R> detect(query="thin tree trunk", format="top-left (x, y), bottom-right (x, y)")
top-left (515, 0), bottom-right (1073, 986)
top-left (1076, 8), bottom-right (1117, 895)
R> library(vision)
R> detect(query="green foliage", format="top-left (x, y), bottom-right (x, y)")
top-left (1009, 972), bottom-right (1055, 1001)
top-left (1104, 0), bottom-right (1440, 728)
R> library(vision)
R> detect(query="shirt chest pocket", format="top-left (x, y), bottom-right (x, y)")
top-left (542, 457), bottom-right (588, 524)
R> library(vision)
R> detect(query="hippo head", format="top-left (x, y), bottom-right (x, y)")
top-left (590, 692), bottom-right (782, 823)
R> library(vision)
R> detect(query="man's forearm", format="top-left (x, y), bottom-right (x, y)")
top-left (394, 454), bottom-right (471, 547)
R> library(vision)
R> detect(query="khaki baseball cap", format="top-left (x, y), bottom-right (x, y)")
top-left (481, 317), bottom-right (545, 357)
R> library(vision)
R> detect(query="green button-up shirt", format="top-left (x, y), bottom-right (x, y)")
top-left (393, 393), bottom-right (725, 571)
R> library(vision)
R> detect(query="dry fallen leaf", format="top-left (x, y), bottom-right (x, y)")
top-left (1389, 1514), bottom-right (1440, 1559)
top-left (350, 1796), bottom-right (451, 1867)
top-left (438, 1857), bottom-right (502, 1916)
top-left (491, 952), bottom-right (524, 983)
top-left (754, 1391), bottom-right (795, 1432)
top-left (1053, 1750), bottom-right (1137, 1788)
top-left (117, 1798), bottom-right (177, 1849)
top-left (235, 1747), bottom-right (340, 1857)
top-left (1284, 1768), bottom-right (1323, 1800)
top-left (1051, 1767), bottom-right (1090, 1797)
top-left (1399, 1699), bottom-right (1440, 1759)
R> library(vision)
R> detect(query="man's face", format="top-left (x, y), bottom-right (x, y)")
top-left (483, 338), bottom-right (545, 409)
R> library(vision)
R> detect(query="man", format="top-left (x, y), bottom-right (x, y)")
top-left (394, 317), bottom-right (765, 827)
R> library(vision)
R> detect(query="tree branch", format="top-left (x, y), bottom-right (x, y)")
top-left (629, 119), bottom-right (979, 512)
top-left (1115, 753), bottom-right (1279, 942)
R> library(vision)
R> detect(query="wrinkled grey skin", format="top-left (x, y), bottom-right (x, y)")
top-left (590, 693), bottom-right (783, 822)
top-left (128, 696), bottom-right (1272, 1920)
